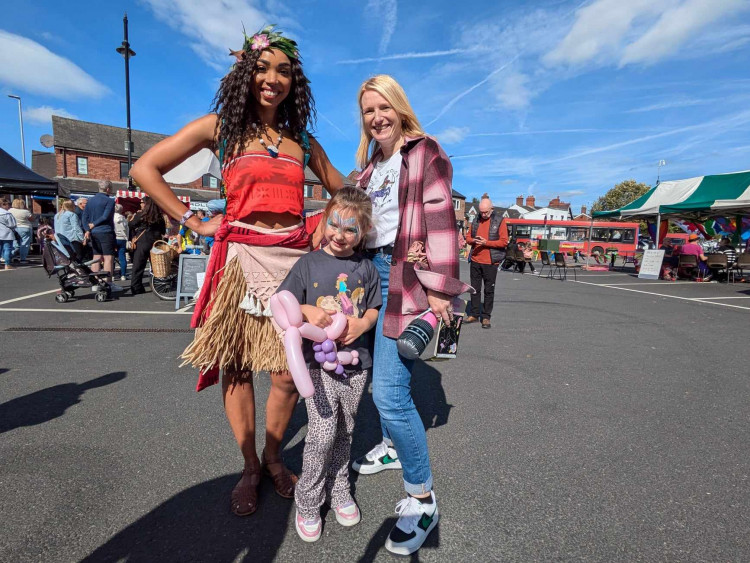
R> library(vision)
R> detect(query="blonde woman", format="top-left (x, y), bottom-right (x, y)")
top-left (10, 199), bottom-right (34, 263)
top-left (352, 75), bottom-right (460, 556)
top-left (55, 200), bottom-right (86, 260)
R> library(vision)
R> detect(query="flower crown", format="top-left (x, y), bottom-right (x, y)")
top-left (229, 24), bottom-right (300, 63)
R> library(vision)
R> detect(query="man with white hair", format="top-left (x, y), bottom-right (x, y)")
top-left (82, 180), bottom-right (116, 283)
top-left (465, 195), bottom-right (508, 329)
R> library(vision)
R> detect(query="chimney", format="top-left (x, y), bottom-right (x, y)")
top-left (526, 195), bottom-right (536, 208)
top-left (516, 195), bottom-right (524, 206)
top-left (581, 205), bottom-right (587, 216)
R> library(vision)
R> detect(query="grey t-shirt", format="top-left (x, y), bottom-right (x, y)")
top-left (277, 250), bottom-right (382, 372)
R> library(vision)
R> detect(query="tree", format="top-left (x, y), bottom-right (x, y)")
top-left (591, 179), bottom-right (650, 212)
top-left (468, 197), bottom-right (480, 210)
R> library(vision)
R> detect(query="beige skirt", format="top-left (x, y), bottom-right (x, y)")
top-left (180, 222), bottom-right (307, 374)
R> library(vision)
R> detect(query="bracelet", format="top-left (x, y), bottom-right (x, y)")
top-left (180, 210), bottom-right (194, 226)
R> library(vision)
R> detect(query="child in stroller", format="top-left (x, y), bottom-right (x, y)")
top-left (42, 234), bottom-right (113, 303)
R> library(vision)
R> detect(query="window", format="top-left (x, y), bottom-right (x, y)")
top-left (568, 226), bottom-right (589, 241)
top-left (304, 184), bottom-right (314, 198)
top-left (513, 225), bottom-right (532, 238)
top-left (591, 227), bottom-right (610, 242)
top-left (76, 157), bottom-right (88, 175)
top-left (202, 174), bottom-right (219, 188)
top-left (120, 162), bottom-right (131, 179)
top-left (550, 227), bottom-right (567, 240)
top-left (453, 198), bottom-right (461, 211)
top-left (323, 189), bottom-right (331, 200)
top-left (622, 229), bottom-right (636, 243)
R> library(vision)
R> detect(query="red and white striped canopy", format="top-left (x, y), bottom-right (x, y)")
top-left (116, 189), bottom-right (190, 204)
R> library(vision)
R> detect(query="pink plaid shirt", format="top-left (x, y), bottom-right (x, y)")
top-left (358, 135), bottom-right (461, 338)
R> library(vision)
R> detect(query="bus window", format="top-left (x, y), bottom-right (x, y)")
top-left (591, 227), bottom-right (609, 242)
top-left (622, 229), bottom-right (636, 242)
top-left (530, 226), bottom-right (546, 240)
top-left (568, 226), bottom-right (588, 241)
top-left (550, 227), bottom-right (566, 240)
top-left (610, 229), bottom-right (624, 242)
top-left (514, 225), bottom-right (531, 238)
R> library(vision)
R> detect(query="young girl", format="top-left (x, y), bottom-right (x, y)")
top-left (277, 187), bottom-right (381, 543)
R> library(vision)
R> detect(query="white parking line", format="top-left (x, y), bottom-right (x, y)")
top-left (0, 289), bottom-right (60, 305)
top-left (693, 296), bottom-right (750, 300)
top-left (572, 280), bottom-right (750, 311)
top-left (0, 307), bottom-right (193, 315)
top-left (597, 282), bottom-right (695, 286)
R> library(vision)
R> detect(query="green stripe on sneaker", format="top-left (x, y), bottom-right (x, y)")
top-left (380, 454), bottom-right (397, 464)
top-left (417, 513), bottom-right (433, 531)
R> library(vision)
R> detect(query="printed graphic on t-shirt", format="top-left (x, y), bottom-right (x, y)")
top-left (367, 171), bottom-right (396, 212)
top-left (316, 272), bottom-right (365, 318)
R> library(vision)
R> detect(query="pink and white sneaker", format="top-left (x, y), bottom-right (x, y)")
top-left (295, 510), bottom-right (322, 542)
top-left (334, 500), bottom-right (361, 527)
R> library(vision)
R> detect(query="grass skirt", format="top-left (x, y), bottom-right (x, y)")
top-left (180, 257), bottom-right (287, 373)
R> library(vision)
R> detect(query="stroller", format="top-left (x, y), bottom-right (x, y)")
top-left (42, 234), bottom-right (113, 303)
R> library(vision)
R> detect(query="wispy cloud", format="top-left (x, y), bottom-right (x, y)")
top-left (318, 111), bottom-right (351, 141)
top-left (425, 54), bottom-right (519, 127)
top-left (365, 0), bottom-right (398, 56)
top-left (435, 126), bottom-right (470, 144)
top-left (625, 97), bottom-right (716, 113)
top-left (544, 0), bottom-right (750, 68)
top-left (336, 48), bottom-right (476, 65)
top-left (24, 106), bottom-right (77, 125)
top-left (470, 128), bottom-right (656, 136)
top-left (620, 0), bottom-right (749, 65)
top-left (140, 0), bottom-right (275, 69)
top-left (0, 30), bottom-right (108, 99)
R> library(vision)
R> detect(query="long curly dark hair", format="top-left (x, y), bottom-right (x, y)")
top-left (211, 48), bottom-right (316, 165)
top-left (140, 196), bottom-right (163, 225)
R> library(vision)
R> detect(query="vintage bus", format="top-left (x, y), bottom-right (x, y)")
top-left (504, 219), bottom-right (641, 256)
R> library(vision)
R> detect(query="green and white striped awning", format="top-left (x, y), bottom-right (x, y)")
top-left (593, 170), bottom-right (750, 218)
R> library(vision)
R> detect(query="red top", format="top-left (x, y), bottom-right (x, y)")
top-left (223, 152), bottom-right (305, 220)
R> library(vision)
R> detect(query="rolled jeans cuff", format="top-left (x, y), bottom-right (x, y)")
top-left (403, 476), bottom-right (433, 496)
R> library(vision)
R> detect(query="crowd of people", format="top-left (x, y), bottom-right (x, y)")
top-left (660, 232), bottom-right (747, 282)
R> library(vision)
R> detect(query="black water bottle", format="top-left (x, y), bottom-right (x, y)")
top-left (397, 311), bottom-right (438, 360)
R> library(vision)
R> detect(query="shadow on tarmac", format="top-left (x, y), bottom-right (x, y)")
top-left (0, 371), bottom-right (126, 434)
top-left (81, 359), bottom-right (449, 562)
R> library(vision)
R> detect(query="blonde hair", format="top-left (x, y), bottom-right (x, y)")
top-left (356, 75), bottom-right (424, 168)
top-left (323, 187), bottom-right (373, 250)
top-left (11, 199), bottom-right (26, 210)
top-left (59, 200), bottom-right (76, 215)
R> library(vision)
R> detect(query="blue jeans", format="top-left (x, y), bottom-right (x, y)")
top-left (1, 239), bottom-right (13, 265)
top-left (116, 239), bottom-right (128, 277)
top-left (13, 227), bottom-right (32, 261)
top-left (370, 251), bottom-right (433, 495)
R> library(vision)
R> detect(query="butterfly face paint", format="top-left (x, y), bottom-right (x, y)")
top-left (324, 209), bottom-right (362, 257)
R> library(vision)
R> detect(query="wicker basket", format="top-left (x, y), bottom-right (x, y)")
top-left (150, 240), bottom-right (177, 278)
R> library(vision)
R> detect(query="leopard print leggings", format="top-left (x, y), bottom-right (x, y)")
top-left (295, 368), bottom-right (368, 520)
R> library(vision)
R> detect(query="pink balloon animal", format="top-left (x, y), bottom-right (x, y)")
top-left (270, 290), bottom-right (360, 398)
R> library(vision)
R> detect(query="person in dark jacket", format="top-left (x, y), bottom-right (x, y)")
top-left (82, 181), bottom-right (116, 282)
top-left (465, 195), bottom-right (508, 329)
top-left (127, 196), bottom-right (166, 295)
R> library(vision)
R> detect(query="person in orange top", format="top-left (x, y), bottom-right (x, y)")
top-left (465, 195), bottom-right (508, 328)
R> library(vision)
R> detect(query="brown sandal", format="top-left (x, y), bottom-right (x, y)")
top-left (230, 466), bottom-right (261, 516)
top-left (261, 451), bottom-right (298, 499)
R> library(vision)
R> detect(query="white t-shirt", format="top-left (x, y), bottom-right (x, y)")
top-left (365, 151), bottom-right (402, 249)
top-left (10, 208), bottom-right (32, 228)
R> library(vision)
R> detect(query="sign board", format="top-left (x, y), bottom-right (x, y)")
top-left (637, 249), bottom-right (665, 280)
top-left (175, 254), bottom-right (209, 309)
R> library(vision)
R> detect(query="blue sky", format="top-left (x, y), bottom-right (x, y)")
top-left (1, 0), bottom-right (749, 210)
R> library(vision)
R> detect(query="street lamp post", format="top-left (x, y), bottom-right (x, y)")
top-left (7, 95), bottom-right (26, 166)
top-left (116, 13), bottom-right (136, 188)
top-left (657, 159), bottom-right (666, 185)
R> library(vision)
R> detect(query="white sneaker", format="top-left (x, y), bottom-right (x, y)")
top-left (385, 492), bottom-right (439, 556)
top-left (352, 440), bottom-right (402, 475)
top-left (334, 500), bottom-right (361, 527)
top-left (295, 509), bottom-right (322, 543)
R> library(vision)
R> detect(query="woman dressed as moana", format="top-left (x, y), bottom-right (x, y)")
top-left (131, 26), bottom-right (344, 516)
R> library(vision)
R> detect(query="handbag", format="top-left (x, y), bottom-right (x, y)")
top-left (128, 230), bottom-right (146, 250)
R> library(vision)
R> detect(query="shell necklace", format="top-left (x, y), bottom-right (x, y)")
top-left (256, 123), bottom-right (283, 157)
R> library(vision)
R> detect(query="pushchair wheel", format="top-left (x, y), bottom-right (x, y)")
top-left (95, 292), bottom-right (108, 303)
top-left (66, 290), bottom-right (75, 298)
top-left (55, 293), bottom-right (69, 303)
